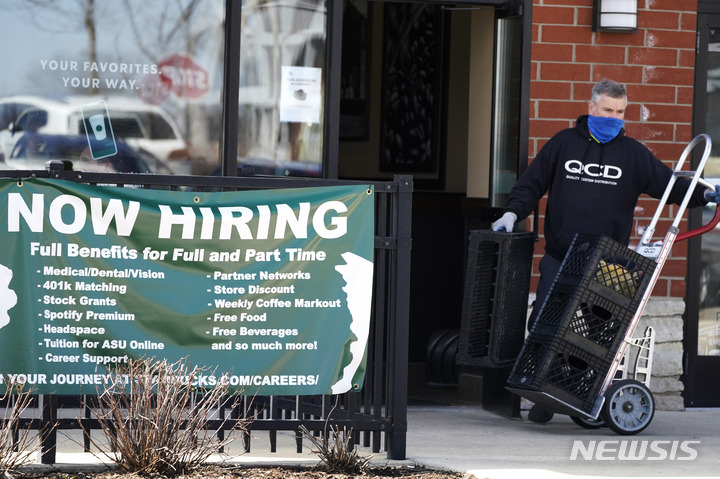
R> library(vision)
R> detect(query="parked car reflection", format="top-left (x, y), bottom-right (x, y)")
top-left (0, 95), bottom-right (187, 174)
top-left (2, 132), bottom-right (152, 174)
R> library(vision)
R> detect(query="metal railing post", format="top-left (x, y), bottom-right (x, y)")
top-left (41, 394), bottom-right (57, 464)
top-left (386, 175), bottom-right (413, 460)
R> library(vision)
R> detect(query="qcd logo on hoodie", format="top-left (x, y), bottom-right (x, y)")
top-left (565, 159), bottom-right (622, 180)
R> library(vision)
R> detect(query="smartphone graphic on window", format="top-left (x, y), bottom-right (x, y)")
top-left (81, 100), bottom-right (117, 159)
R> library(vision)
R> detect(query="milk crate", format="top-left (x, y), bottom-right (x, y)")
top-left (456, 230), bottom-right (535, 367)
top-left (506, 331), bottom-right (612, 413)
top-left (531, 281), bottom-right (635, 358)
top-left (554, 234), bottom-right (656, 309)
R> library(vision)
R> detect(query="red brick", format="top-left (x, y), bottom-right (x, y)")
top-left (635, 197), bottom-right (658, 211)
top-left (575, 45), bottom-right (626, 64)
top-left (539, 62), bottom-right (591, 80)
top-left (529, 119), bottom-right (573, 139)
top-left (640, 104), bottom-right (693, 122)
top-left (527, 141), bottom-right (539, 158)
top-left (670, 279), bottom-right (688, 298)
top-left (572, 82), bottom-right (597, 101)
top-left (628, 47), bottom-right (678, 67)
top-left (592, 31), bottom-right (644, 47)
top-left (672, 241), bottom-right (689, 258)
top-left (592, 65), bottom-right (644, 83)
top-left (533, 6), bottom-right (576, 25)
top-left (643, 66), bottom-right (694, 86)
top-left (677, 86), bottom-right (694, 104)
top-left (640, 143), bottom-right (686, 163)
top-left (627, 84), bottom-right (677, 104)
top-left (542, 25), bottom-right (594, 44)
top-left (537, 99), bottom-right (586, 119)
top-left (576, 5), bottom-right (593, 27)
top-left (625, 123), bottom-right (676, 142)
top-left (679, 49), bottom-right (696, 68)
top-left (621, 104), bottom-right (642, 122)
top-left (528, 139), bottom-right (538, 158)
top-left (530, 81), bottom-right (573, 100)
top-left (651, 278), bottom-right (669, 297)
top-left (538, 196), bottom-right (548, 212)
top-left (645, 30), bottom-right (696, 50)
top-left (541, 0), bottom-right (592, 7)
top-left (675, 124), bottom-right (693, 142)
top-left (529, 137), bottom-right (548, 156)
top-left (639, 11), bottom-right (681, 30)
top-left (533, 43), bottom-right (574, 62)
top-left (680, 12), bottom-right (698, 31)
top-left (653, 214), bottom-right (682, 228)
top-left (664, 259), bottom-right (688, 277)
top-left (644, 0), bottom-right (697, 12)
top-left (642, 141), bottom-right (689, 160)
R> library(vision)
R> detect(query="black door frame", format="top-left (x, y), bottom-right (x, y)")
top-left (687, 3), bottom-right (720, 407)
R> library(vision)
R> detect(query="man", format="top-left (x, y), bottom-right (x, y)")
top-left (492, 78), bottom-right (720, 423)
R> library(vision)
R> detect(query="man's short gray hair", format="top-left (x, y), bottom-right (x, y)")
top-left (591, 79), bottom-right (627, 103)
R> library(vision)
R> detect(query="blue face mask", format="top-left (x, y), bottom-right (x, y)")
top-left (587, 115), bottom-right (623, 144)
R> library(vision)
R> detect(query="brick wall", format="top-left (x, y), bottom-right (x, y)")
top-left (528, 0), bottom-right (699, 297)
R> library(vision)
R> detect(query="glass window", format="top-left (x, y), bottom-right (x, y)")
top-left (492, 15), bottom-right (522, 207)
top-left (0, 0), bottom-right (225, 175)
top-left (238, 0), bottom-right (327, 177)
top-left (698, 27), bottom-right (720, 355)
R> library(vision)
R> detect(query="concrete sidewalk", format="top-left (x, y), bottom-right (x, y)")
top-left (33, 404), bottom-right (720, 478)
top-left (404, 405), bottom-right (720, 478)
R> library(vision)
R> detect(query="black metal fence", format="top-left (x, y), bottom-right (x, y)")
top-left (0, 163), bottom-right (413, 462)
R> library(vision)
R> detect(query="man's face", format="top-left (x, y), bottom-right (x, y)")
top-left (588, 94), bottom-right (627, 120)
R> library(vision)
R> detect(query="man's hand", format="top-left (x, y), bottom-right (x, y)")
top-left (705, 185), bottom-right (720, 204)
top-left (492, 212), bottom-right (517, 232)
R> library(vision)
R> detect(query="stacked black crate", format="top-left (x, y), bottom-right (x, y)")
top-left (506, 234), bottom-right (657, 414)
top-left (456, 230), bottom-right (535, 368)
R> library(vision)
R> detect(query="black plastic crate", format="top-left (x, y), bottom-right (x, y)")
top-left (456, 230), bottom-right (535, 367)
top-left (532, 281), bottom-right (634, 358)
top-left (506, 332), bottom-right (612, 413)
top-left (555, 234), bottom-right (656, 308)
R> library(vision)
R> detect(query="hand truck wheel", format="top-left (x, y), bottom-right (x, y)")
top-left (601, 379), bottom-right (655, 435)
top-left (570, 415), bottom-right (605, 429)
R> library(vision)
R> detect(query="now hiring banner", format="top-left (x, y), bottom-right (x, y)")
top-left (0, 178), bottom-right (375, 396)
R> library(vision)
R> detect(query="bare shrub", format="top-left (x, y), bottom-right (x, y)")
top-left (300, 423), bottom-right (372, 474)
top-left (0, 382), bottom-right (51, 474)
top-left (81, 357), bottom-right (251, 476)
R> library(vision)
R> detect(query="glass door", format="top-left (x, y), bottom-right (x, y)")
top-left (687, 13), bottom-right (720, 406)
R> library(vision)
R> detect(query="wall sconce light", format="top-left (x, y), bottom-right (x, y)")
top-left (593, 0), bottom-right (638, 33)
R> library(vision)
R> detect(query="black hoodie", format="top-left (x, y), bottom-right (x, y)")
top-left (505, 115), bottom-right (707, 261)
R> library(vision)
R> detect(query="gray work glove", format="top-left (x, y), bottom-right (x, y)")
top-left (705, 185), bottom-right (720, 204)
top-left (492, 212), bottom-right (517, 232)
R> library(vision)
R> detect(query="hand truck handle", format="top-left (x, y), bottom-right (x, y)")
top-left (639, 134), bottom-right (713, 246)
top-left (676, 203), bottom-right (720, 241)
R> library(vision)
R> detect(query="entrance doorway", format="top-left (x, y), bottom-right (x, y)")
top-left (337, 1), bottom-right (529, 401)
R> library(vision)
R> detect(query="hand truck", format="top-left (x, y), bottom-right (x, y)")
top-left (508, 134), bottom-right (720, 435)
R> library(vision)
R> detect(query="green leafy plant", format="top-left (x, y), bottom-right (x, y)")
top-left (81, 356), bottom-right (251, 476)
